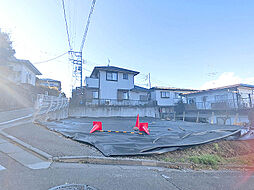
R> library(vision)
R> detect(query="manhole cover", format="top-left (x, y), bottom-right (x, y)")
top-left (48, 184), bottom-right (98, 190)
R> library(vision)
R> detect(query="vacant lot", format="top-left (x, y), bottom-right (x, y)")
top-left (46, 117), bottom-right (253, 169)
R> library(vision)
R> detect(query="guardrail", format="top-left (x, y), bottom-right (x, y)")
top-left (33, 94), bottom-right (69, 121)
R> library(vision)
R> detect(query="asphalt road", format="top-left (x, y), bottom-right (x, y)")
top-left (1, 150), bottom-right (254, 190)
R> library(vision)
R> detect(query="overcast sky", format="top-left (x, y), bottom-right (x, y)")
top-left (1, 0), bottom-right (254, 96)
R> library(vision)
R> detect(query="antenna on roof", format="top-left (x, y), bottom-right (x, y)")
top-left (107, 58), bottom-right (110, 66)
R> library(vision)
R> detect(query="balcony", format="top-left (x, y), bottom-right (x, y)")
top-left (85, 77), bottom-right (99, 88)
top-left (184, 98), bottom-right (254, 111)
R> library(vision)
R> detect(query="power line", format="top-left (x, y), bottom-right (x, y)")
top-left (80, 0), bottom-right (96, 52)
top-left (61, 0), bottom-right (72, 51)
top-left (34, 52), bottom-right (68, 64)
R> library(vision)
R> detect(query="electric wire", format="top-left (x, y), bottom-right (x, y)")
top-left (34, 52), bottom-right (68, 64)
top-left (61, 0), bottom-right (72, 51)
top-left (80, 0), bottom-right (96, 52)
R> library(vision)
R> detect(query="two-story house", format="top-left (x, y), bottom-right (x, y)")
top-left (77, 66), bottom-right (152, 106)
top-left (183, 84), bottom-right (254, 110)
top-left (0, 58), bottom-right (41, 86)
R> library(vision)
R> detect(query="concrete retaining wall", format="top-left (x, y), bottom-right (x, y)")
top-left (69, 106), bottom-right (159, 118)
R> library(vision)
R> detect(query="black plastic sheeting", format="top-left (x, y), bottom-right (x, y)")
top-left (43, 117), bottom-right (243, 156)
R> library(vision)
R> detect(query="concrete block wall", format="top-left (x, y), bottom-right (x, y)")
top-left (69, 106), bottom-right (159, 118)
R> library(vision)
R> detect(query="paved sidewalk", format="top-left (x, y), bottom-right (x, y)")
top-left (0, 135), bottom-right (51, 170)
top-left (3, 122), bottom-right (103, 157)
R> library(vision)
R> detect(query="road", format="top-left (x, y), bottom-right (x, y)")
top-left (1, 147), bottom-right (254, 190)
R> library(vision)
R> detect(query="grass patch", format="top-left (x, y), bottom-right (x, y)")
top-left (189, 154), bottom-right (223, 166)
top-left (163, 157), bottom-right (175, 162)
top-left (149, 140), bottom-right (254, 170)
top-left (213, 143), bottom-right (219, 151)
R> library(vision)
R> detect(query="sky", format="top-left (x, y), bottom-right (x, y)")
top-left (0, 0), bottom-right (254, 97)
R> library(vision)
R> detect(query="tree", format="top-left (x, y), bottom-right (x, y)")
top-left (0, 29), bottom-right (15, 62)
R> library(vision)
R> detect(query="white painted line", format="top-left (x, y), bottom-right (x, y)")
top-left (0, 114), bottom-right (32, 126)
top-left (0, 164), bottom-right (6, 171)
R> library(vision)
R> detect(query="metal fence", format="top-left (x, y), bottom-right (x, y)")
top-left (74, 98), bottom-right (157, 107)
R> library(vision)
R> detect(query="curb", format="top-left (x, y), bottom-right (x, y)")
top-left (52, 155), bottom-right (191, 169)
top-left (223, 164), bottom-right (254, 170)
top-left (0, 131), bottom-right (53, 161)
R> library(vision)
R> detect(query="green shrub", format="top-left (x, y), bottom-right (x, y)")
top-left (189, 154), bottom-right (222, 166)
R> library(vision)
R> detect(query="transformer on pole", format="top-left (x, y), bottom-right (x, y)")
top-left (69, 51), bottom-right (83, 88)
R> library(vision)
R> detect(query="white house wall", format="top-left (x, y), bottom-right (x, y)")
top-left (99, 71), bottom-right (134, 99)
top-left (129, 91), bottom-right (148, 101)
top-left (150, 91), bottom-right (156, 101)
top-left (10, 62), bottom-right (37, 86)
top-left (20, 65), bottom-right (36, 85)
top-left (186, 89), bottom-right (238, 109)
top-left (85, 77), bottom-right (99, 88)
top-left (154, 90), bottom-right (182, 106)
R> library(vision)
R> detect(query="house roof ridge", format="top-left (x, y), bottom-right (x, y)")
top-left (90, 65), bottom-right (140, 77)
top-left (183, 83), bottom-right (254, 95)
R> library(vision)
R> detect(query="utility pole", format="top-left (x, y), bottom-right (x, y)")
top-left (68, 0), bottom-right (96, 89)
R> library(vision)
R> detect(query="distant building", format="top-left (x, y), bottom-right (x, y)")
top-left (0, 58), bottom-right (41, 86)
top-left (150, 87), bottom-right (197, 106)
top-left (183, 84), bottom-right (254, 110)
top-left (37, 78), bottom-right (61, 91)
top-left (149, 87), bottom-right (197, 118)
top-left (72, 66), bottom-right (153, 106)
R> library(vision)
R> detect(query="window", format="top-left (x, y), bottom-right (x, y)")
top-left (215, 94), bottom-right (228, 102)
top-left (161, 91), bottom-right (170, 98)
top-left (92, 91), bottom-right (98, 99)
top-left (123, 91), bottom-right (129, 100)
top-left (174, 92), bottom-right (180, 98)
top-left (202, 96), bottom-right (208, 102)
top-left (140, 95), bottom-right (148, 101)
top-left (106, 72), bottom-right (118, 81)
top-left (188, 98), bottom-right (196, 104)
top-left (117, 90), bottom-right (129, 100)
top-left (123, 73), bottom-right (128, 80)
top-left (26, 74), bottom-right (29, 83)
